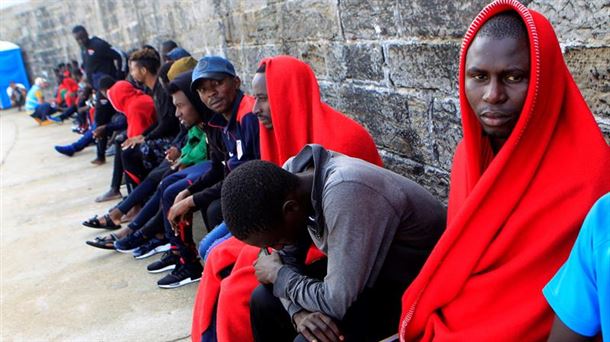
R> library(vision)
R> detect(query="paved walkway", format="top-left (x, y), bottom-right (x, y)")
top-left (1, 109), bottom-right (196, 341)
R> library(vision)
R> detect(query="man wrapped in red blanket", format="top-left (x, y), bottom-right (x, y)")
top-left (399, 1), bottom-right (610, 340)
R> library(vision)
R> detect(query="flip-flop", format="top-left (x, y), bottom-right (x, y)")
top-left (82, 214), bottom-right (122, 229)
top-left (85, 233), bottom-right (119, 250)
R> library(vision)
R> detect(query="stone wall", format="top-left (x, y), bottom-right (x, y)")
top-left (1, 0), bottom-right (608, 201)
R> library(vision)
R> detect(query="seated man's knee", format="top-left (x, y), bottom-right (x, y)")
top-left (249, 284), bottom-right (277, 315)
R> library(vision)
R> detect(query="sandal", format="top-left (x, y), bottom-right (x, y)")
top-left (85, 233), bottom-right (119, 250)
top-left (82, 214), bottom-right (122, 229)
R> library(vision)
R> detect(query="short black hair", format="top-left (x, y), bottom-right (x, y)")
top-left (477, 11), bottom-right (528, 41)
top-left (158, 61), bottom-right (174, 86)
top-left (161, 40), bottom-right (178, 51)
top-left (98, 75), bottom-right (116, 91)
top-left (222, 160), bottom-right (300, 241)
top-left (72, 25), bottom-right (87, 34)
top-left (129, 48), bottom-right (161, 75)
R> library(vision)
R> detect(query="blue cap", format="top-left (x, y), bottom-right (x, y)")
top-left (167, 47), bottom-right (191, 61)
top-left (191, 56), bottom-right (237, 91)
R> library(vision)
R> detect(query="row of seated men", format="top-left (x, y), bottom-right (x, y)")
top-left (43, 0), bottom-right (610, 341)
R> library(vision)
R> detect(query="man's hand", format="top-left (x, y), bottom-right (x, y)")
top-left (92, 125), bottom-right (106, 139)
top-left (174, 189), bottom-right (191, 205)
top-left (121, 135), bottom-right (145, 150)
top-left (253, 251), bottom-right (283, 284)
top-left (168, 196), bottom-right (195, 234)
top-left (165, 146), bottom-right (180, 163)
top-left (294, 311), bottom-right (343, 342)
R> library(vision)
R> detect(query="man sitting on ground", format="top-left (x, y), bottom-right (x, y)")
top-left (221, 146), bottom-right (446, 341)
top-left (6, 81), bottom-right (26, 111)
top-left (25, 77), bottom-right (57, 125)
top-left (399, 1), bottom-right (610, 340)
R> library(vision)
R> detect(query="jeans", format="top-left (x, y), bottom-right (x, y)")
top-left (198, 222), bottom-right (231, 261)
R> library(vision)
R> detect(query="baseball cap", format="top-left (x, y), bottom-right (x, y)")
top-left (191, 56), bottom-right (237, 91)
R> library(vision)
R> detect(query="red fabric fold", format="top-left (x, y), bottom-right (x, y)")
top-left (191, 56), bottom-right (382, 341)
top-left (399, 1), bottom-right (610, 341)
top-left (106, 81), bottom-right (156, 138)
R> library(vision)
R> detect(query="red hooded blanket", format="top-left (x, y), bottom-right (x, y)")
top-left (107, 81), bottom-right (156, 138)
top-left (399, 1), bottom-right (610, 341)
top-left (191, 56), bottom-right (383, 341)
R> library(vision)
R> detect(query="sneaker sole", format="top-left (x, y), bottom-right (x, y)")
top-left (157, 276), bottom-right (201, 289)
top-left (147, 264), bottom-right (176, 274)
top-left (134, 243), bottom-right (171, 260)
top-left (115, 246), bottom-right (138, 254)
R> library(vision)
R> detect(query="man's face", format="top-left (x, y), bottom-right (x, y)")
top-left (252, 72), bottom-right (272, 129)
top-left (195, 76), bottom-right (240, 115)
top-left (242, 200), bottom-right (308, 251)
top-left (9, 82), bottom-right (16, 89)
top-left (99, 88), bottom-right (108, 98)
top-left (465, 35), bottom-right (530, 140)
top-left (172, 90), bottom-right (200, 128)
top-left (129, 61), bottom-right (146, 83)
top-left (73, 31), bottom-right (88, 47)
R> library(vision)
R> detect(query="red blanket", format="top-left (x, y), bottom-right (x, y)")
top-left (399, 1), bottom-right (610, 340)
top-left (192, 56), bottom-right (383, 341)
top-left (106, 81), bottom-right (156, 138)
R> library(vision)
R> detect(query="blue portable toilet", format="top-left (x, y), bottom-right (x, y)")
top-left (0, 41), bottom-right (30, 109)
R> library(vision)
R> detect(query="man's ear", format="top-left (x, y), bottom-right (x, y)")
top-left (282, 199), bottom-right (300, 215)
top-left (234, 77), bottom-right (241, 90)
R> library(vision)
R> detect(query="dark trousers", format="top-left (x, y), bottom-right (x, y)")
top-left (140, 210), bottom-right (164, 238)
top-left (126, 186), bottom-right (162, 232)
top-left (110, 139), bottom-right (125, 191)
top-left (160, 162), bottom-right (213, 262)
top-left (57, 104), bottom-right (77, 121)
top-left (250, 245), bottom-right (431, 342)
top-left (115, 177), bottom-right (157, 215)
top-left (122, 146), bottom-right (148, 185)
top-left (31, 103), bottom-right (57, 120)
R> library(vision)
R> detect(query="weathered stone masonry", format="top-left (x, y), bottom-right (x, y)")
top-left (1, 0), bottom-right (608, 201)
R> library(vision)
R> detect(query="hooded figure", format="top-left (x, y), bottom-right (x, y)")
top-left (106, 80), bottom-right (156, 138)
top-left (399, 1), bottom-right (610, 341)
top-left (191, 56), bottom-right (383, 342)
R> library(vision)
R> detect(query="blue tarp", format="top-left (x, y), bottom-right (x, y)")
top-left (0, 41), bottom-right (30, 109)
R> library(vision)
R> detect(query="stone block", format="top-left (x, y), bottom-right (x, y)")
top-left (339, 0), bottom-right (398, 40)
top-left (281, 0), bottom-right (341, 42)
top-left (529, 0), bottom-right (610, 46)
top-left (380, 150), bottom-right (450, 203)
top-left (334, 85), bottom-right (439, 166)
top-left (395, 0), bottom-right (491, 38)
top-left (284, 41), bottom-right (332, 79)
top-left (386, 42), bottom-right (460, 93)
top-left (344, 43), bottom-right (384, 82)
top-left (226, 3), bottom-right (281, 44)
top-left (564, 47), bottom-right (610, 118)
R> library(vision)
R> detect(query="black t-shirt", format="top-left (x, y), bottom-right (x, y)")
top-left (81, 36), bottom-right (119, 82)
top-left (142, 80), bottom-right (180, 141)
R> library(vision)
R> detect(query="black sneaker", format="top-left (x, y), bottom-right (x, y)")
top-left (157, 261), bottom-right (203, 289)
top-left (147, 251), bottom-right (180, 274)
top-left (132, 237), bottom-right (170, 259)
top-left (114, 231), bottom-right (145, 253)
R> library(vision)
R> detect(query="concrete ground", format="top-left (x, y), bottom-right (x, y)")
top-left (1, 108), bottom-right (197, 341)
